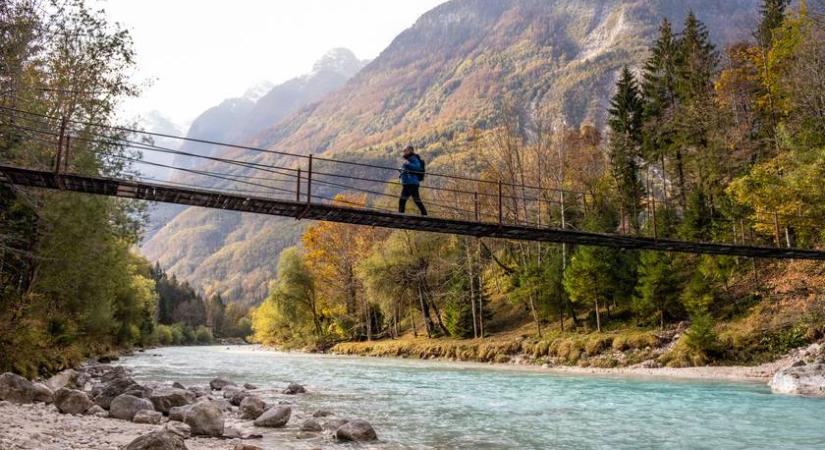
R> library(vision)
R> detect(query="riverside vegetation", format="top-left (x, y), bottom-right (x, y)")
top-left (252, 1), bottom-right (825, 370)
top-left (0, 0), bottom-right (251, 378)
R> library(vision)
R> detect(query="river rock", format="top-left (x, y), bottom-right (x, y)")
top-left (110, 394), bottom-right (155, 420)
top-left (770, 361), bottom-right (825, 397)
top-left (54, 388), bottom-right (94, 414)
top-left (86, 404), bottom-right (108, 417)
top-left (243, 383), bottom-right (257, 390)
top-left (239, 396), bottom-right (266, 420)
top-left (209, 377), bottom-right (236, 391)
top-left (253, 405), bottom-right (291, 428)
top-left (100, 366), bottom-right (129, 383)
top-left (93, 376), bottom-right (150, 409)
top-left (232, 445), bottom-right (263, 450)
top-left (150, 388), bottom-right (194, 414)
top-left (185, 401), bottom-right (225, 436)
top-left (230, 390), bottom-right (250, 406)
top-left (282, 383), bottom-right (306, 394)
top-left (0, 372), bottom-right (35, 403)
top-left (335, 419), bottom-right (378, 442)
top-left (172, 382), bottom-right (186, 389)
top-left (210, 398), bottom-right (233, 412)
top-left (223, 426), bottom-right (263, 439)
top-left (124, 430), bottom-right (187, 450)
top-left (45, 369), bottom-right (78, 391)
top-left (31, 382), bottom-right (54, 403)
top-left (133, 409), bottom-right (164, 424)
top-left (312, 409), bottom-right (334, 417)
top-left (300, 418), bottom-right (323, 432)
top-left (169, 405), bottom-right (190, 422)
top-left (165, 421), bottom-right (191, 438)
top-left (323, 418), bottom-right (349, 431)
top-left (222, 385), bottom-right (243, 399)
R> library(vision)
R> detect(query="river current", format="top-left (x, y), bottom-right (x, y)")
top-left (119, 346), bottom-right (824, 449)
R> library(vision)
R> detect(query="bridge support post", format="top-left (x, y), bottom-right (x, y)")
top-left (497, 180), bottom-right (503, 226)
top-left (474, 191), bottom-right (480, 222)
top-left (774, 212), bottom-right (781, 247)
top-left (306, 155), bottom-right (313, 205)
top-left (296, 168), bottom-right (301, 202)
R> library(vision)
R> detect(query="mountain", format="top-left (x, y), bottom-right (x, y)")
top-left (142, 0), bottom-right (761, 304)
top-left (135, 110), bottom-right (184, 181)
top-left (141, 48), bottom-right (368, 300)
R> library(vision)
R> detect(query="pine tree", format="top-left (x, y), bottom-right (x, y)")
top-left (756, 0), bottom-right (792, 47)
top-left (677, 11), bottom-right (719, 102)
top-left (642, 19), bottom-right (680, 124)
top-left (633, 251), bottom-right (683, 329)
top-left (608, 66), bottom-right (645, 231)
top-left (641, 18), bottom-right (685, 208)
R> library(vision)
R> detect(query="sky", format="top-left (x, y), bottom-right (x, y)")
top-left (99, 0), bottom-right (447, 127)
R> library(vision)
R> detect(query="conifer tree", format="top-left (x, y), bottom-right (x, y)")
top-left (608, 66), bottom-right (645, 231)
top-left (677, 11), bottom-right (719, 101)
top-left (756, 0), bottom-right (792, 47)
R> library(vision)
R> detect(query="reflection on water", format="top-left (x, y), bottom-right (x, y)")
top-left (119, 346), bottom-right (825, 449)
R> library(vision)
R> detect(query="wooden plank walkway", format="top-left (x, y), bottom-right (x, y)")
top-left (2, 164), bottom-right (824, 260)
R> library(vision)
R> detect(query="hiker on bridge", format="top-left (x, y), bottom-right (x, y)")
top-left (398, 145), bottom-right (428, 216)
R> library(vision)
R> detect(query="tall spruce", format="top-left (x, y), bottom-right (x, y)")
top-left (608, 66), bottom-right (645, 231)
top-left (756, 0), bottom-right (792, 47)
top-left (677, 11), bottom-right (719, 101)
top-left (641, 18), bottom-right (683, 209)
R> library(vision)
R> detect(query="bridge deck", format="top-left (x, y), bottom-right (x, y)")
top-left (2, 164), bottom-right (823, 260)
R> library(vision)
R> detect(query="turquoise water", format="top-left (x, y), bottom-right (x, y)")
top-left (120, 346), bottom-right (824, 449)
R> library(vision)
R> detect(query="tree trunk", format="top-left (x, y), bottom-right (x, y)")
top-left (418, 285), bottom-right (433, 338)
top-left (528, 294), bottom-right (542, 338)
top-left (466, 242), bottom-right (478, 339)
top-left (594, 299), bottom-right (601, 333)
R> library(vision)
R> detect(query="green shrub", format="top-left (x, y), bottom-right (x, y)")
top-left (154, 325), bottom-right (174, 346)
top-left (195, 326), bottom-right (214, 344)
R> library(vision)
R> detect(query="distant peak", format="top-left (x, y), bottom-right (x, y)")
top-left (244, 81), bottom-right (275, 102)
top-left (312, 48), bottom-right (366, 77)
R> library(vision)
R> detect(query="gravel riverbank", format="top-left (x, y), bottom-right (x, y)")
top-left (0, 401), bottom-right (237, 450)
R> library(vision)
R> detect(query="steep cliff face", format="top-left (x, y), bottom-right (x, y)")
top-left (142, 0), bottom-right (761, 304)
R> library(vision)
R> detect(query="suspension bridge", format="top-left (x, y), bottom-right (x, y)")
top-left (1, 105), bottom-right (824, 261)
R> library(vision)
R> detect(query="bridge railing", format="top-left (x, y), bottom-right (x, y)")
top-left (0, 104), bottom-right (818, 252)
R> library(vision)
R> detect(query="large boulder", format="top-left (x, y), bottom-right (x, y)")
top-left (300, 418), bottom-right (323, 432)
top-left (133, 409), bottom-right (164, 424)
top-left (168, 405), bottom-right (191, 422)
top-left (282, 383), bottom-right (306, 395)
top-left (770, 361), bottom-right (825, 397)
top-left (110, 394), bottom-right (155, 421)
top-left (0, 372), bottom-right (35, 403)
top-left (123, 431), bottom-right (187, 450)
top-left (239, 396), bottom-right (266, 420)
top-left (184, 402), bottom-right (225, 437)
top-left (31, 382), bottom-right (54, 404)
top-left (209, 377), bottom-right (236, 391)
top-left (149, 388), bottom-right (194, 414)
top-left (253, 405), bottom-right (291, 428)
top-left (45, 369), bottom-right (78, 391)
top-left (93, 377), bottom-right (150, 409)
top-left (54, 388), bottom-right (95, 415)
top-left (335, 419), bottom-right (378, 442)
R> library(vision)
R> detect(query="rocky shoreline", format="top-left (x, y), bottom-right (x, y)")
top-left (0, 362), bottom-right (378, 450)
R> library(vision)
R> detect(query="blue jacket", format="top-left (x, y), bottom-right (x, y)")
top-left (399, 155), bottom-right (423, 185)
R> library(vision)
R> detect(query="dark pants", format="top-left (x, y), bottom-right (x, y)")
top-left (399, 184), bottom-right (427, 215)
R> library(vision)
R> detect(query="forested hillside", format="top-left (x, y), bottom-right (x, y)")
top-left (253, 1), bottom-right (825, 368)
top-left (144, 0), bottom-right (763, 304)
top-left (0, 1), bottom-right (248, 377)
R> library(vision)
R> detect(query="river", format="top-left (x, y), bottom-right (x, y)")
top-left (119, 346), bottom-right (824, 449)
